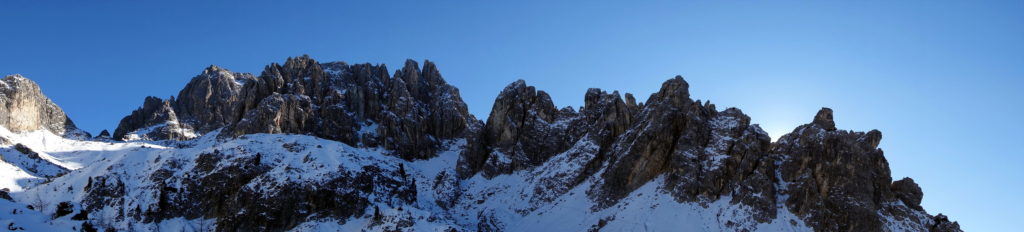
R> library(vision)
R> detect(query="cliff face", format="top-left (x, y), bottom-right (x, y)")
top-left (113, 96), bottom-right (196, 141)
top-left (457, 77), bottom-right (961, 232)
top-left (6, 56), bottom-right (960, 232)
top-left (113, 56), bottom-right (473, 160)
top-left (0, 75), bottom-right (87, 137)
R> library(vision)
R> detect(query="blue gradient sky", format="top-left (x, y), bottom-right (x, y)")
top-left (2, 1), bottom-right (1021, 230)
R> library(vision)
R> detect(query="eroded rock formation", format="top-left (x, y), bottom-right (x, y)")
top-left (0, 75), bottom-right (87, 137)
top-left (79, 57), bottom-right (962, 231)
top-left (114, 56), bottom-right (473, 160)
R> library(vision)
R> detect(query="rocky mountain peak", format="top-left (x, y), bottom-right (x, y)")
top-left (458, 79), bottom-right (565, 178)
top-left (113, 55), bottom-right (473, 160)
top-left (813, 107), bottom-right (837, 131)
top-left (0, 74), bottom-right (86, 137)
top-left (113, 96), bottom-right (195, 141)
top-left (769, 108), bottom-right (960, 231)
top-left (646, 75), bottom-right (691, 107)
top-left (95, 129), bottom-right (111, 139)
top-left (112, 63), bottom-right (256, 141)
top-left (396, 59), bottom-right (422, 96)
top-left (202, 64), bottom-right (227, 74)
top-left (175, 64), bottom-right (255, 132)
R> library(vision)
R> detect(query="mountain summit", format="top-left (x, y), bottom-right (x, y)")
top-left (1, 56), bottom-right (961, 232)
top-left (0, 74), bottom-right (88, 137)
top-left (114, 55), bottom-right (472, 160)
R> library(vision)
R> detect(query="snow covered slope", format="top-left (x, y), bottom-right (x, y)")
top-left (0, 126), bottom-right (154, 192)
top-left (0, 124), bottom-right (946, 232)
top-left (0, 125), bottom-right (810, 231)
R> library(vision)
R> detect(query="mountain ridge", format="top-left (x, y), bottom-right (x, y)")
top-left (1, 55), bottom-right (962, 231)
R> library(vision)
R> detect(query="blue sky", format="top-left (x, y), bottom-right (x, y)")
top-left (2, 1), bottom-right (1021, 230)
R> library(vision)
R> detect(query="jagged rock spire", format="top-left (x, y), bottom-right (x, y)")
top-left (113, 55), bottom-right (473, 160)
top-left (813, 107), bottom-right (837, 131)
top-left (174, 64), bottom-right (255, 132)
top-left (459, 79), bottom-right (567, 177)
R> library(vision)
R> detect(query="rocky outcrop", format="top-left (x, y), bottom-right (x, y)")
top-left (173, 65), bottom-right (255, 132)
top-left (112, 96), bottom-right (195, 141)
top-left (78, 136), bottom-right (420, 232)
top-left (773, 108), bottom-right (891, 231)
top-left (230, 93), bottom-right (315, 136)
top-left (459, 80), bottom-right (569, 178)
top-left (597, 76), bottom-right (704, 203)
top-left (113, 65), bottom-right (252, 141)
top-left (812, 107), bottom-right (837, 131)
top-left (931, 214), bottom-right (963, 232)
top-left (892, 177), bottom-right (924, 211)
top-left (95, 130), bottom-right (111, 139)
top-left (0, 189), bottom-right (11, 201)
top-left (1, 143), bottom-right (68, 178)
top-left (0, 74), bottom-right (87, 137)
top-left (373, 59), bottom-right (473, 160)
top-left (457, 79), bottom-right (653, 180)
top-left (770, 108), bottom-right (962, 232)
top-left (584, 77), bottom-right (777, 226)
top-left (114, 55), bottom-right (473, 160)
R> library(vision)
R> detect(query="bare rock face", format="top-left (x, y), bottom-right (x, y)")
top-left (580, 87), bottom-right (637, 146)
top-left (596, 76), bottom-right (711, 202)
top-left (114, 55), bottom-right (473, 160)
top-left (579, 77), bottom-right (777, 228)
top-left (112, 96), bottom-right (195, 141)
top-left (0, 74), bottom-right (87, 137)
top-left (930, 214), bottom-right (963, 232)
top-left (773, 108), bottom-right (893, 231)
top-left (173, 65), bottom-right (255, 132)
top-left (769, 108), bottom-right (958, 231)
top-left (892, 177), bottom-right (924, 211)
top-left (230, 93), bottom-right (315, 136)
top-left (114, 66), bottom-right (252, 141)
top-left (377, 59), bottom-right (473, 160)
top-left (812, 107), bottom-right (837, 131)
top-left (81, 143), bottom-right (418, 232)
top-left (458, 76), bottom-right (960, 231)
top-left (457, 80), bottom-right (646, 179)
top-left (459, 80), bottom-right (567, 177)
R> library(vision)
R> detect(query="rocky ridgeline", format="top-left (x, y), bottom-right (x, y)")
top-left (114, 55), bottom-right (473, 160)
top-left (0, 74), bottom-right (88, 137)
top-left (457, 76), bottom-right (960, 231)
top-left (7, 56), bottom-right (960, 231)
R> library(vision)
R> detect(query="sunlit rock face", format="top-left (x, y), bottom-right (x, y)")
top-left (0, 74), bottom-right (87, 137)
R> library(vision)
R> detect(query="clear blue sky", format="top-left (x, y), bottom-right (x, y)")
top-left (2, 1), bottom-right (1021, 230)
